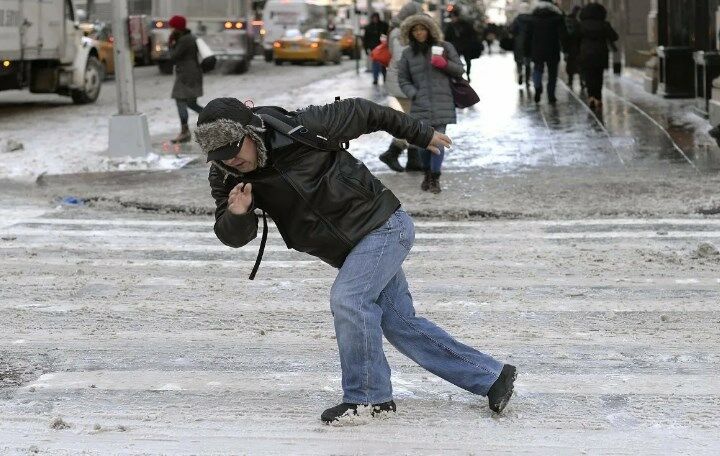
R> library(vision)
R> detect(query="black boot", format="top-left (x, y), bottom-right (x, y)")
top-left (321, 400), bottom-right (396, 423)
top-left (534, 88), bottom-right (542, 104)
top-left (405, 147), bottom-right (425, 172)
top-left (379, 143), bottom-right (405, 172)
top-left (421, 170), bottom-right (431, 191)
top-left (171, 124), bottom-right (191, 144)
top-left (710, 125), bottom-right (720, 147)
top-left (429, 172), bottom-right (441, 194)
top-left (487, 364), bottom-right (517, 414)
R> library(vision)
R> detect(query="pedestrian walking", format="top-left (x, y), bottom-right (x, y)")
top-left (443, 9), bottom-right (483, 82)
top-left (564, 6), bottom-right (582, 90)
top-left (509, 2), bottom-right (532, 87)
top-left (578, 3), bottom-right (619, 110)
top-left (194, 96), bottom-right (517, 424)
top-left (399, 14), bottom-right (465, 194)
top-left (167, 15), bottom-right (204, 144)
top-left (364, 13), bottom-right (390, 85)
top-left (379, 1), bottom-right (425, 173)
top-left (523, 0), bottom-right (568, 104)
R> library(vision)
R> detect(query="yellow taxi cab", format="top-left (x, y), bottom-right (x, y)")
top-left (273, 29), bottom-right (342, 66)
top-left (333, 26), bottom-right (360, 59)
top-left (79, 22), bottom-right (134, 77)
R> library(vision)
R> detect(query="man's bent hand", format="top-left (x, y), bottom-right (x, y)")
top-left (228, 182), bottom-right (253, 215)
top-left (427, 130), bottom-right (452, 155)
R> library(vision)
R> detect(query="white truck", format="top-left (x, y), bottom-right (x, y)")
top-left (0, 0), bottom-right (103, 103)
top-left (149, 0), bottom-right (254, 75)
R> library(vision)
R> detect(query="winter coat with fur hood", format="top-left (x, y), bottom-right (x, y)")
top-left (199, 98), bottom-right (434, 269)
top-left (386, 2), bottom-right (424, 99)
top-left (168, 29), bottom-right (203, 99)
top-left (398, 14), bottom-right (464, 126)
top-left (523, 1), bottom-right (568, 64)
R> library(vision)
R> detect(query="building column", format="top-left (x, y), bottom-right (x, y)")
top-left (709, 6), bottom-right (720, 124)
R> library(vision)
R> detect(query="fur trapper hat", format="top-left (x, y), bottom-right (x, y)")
top-left (194, 97), bottom-right (268, 170)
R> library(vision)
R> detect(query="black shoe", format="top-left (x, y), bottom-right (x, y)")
top-left (321, 403), bottom-right (358, 423)
top-left (534, 90), bottom-right (542, 103)
top-left (487, 364), bottom-right (517, 414)
top-left (379, 144), bottom-right (405, 172)
top-left (321, 401), bottom-right (396, 423)
top-left (371, 400), bottom-right (396, 417)
top-left (710, 125), bottom-right (720, 147)
top-left (405, 147), bottom-right (425, 172)
top-left (548, 95), bottom-right (557, 104)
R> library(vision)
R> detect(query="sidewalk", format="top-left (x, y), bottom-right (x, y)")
top-left (4, 54), bottom-right (720, 219)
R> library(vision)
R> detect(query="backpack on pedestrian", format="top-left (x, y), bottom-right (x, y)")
top-left (370, 41), bottom-right (392, 67)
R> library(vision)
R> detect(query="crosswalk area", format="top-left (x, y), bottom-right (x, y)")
top-left (1, 207), bottom-right (719, 454)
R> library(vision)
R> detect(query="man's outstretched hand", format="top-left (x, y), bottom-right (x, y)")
top-left (228, 182), bottom-right (253, 215)
top-left (427, 130), bottom-right (452, 155)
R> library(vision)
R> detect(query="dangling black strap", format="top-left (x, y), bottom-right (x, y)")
top-left (249, 210), bottom-right (268, 280)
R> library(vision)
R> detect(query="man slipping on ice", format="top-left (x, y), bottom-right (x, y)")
top-left (194, 97), bottom-right (517, 423)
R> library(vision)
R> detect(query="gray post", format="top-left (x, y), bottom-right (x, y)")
top-left (107, 0), bottom-right (152, 157)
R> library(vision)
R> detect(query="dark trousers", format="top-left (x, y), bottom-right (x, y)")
top-left (583, 67), bottom-right (604, 99)
top-left (176, 98), bottom-right (204, 125)
top-left (532, 60), bottom-right (559, 98)
top-left (463, 54), bottom-right (473, 80)
top-left (516, 58), bottom-right (531, 84)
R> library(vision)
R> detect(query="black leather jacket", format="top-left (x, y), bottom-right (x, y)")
top-left (208, 98), bottom-right (434, 269)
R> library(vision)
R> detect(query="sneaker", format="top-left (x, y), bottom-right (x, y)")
top-left (321, 400), bottom-right (396, 423)
top-left (487, 364), bottom-right (517, 414)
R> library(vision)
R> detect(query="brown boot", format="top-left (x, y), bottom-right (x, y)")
top-left (171, 124), bottom-right (191, 143)
top-left (421, 171), bottom-right (431, 191)
top-left (429, 172), bottom-right (441, 194)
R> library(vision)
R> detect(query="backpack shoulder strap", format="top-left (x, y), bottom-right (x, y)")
top-left (255, 107), bottom-right (342, 152)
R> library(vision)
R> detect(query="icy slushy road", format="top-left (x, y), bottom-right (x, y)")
top-left (0, 206), bottom-right (719, 455)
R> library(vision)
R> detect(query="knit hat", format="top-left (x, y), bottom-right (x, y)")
top-left (168, 15), bottom-right (187, 30)
top-left (194, 98), bottom-right (267, 167)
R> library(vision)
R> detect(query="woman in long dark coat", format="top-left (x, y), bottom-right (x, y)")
top-left (578, 4), bottom-right (618, 109)
top-left (167, 15), bottom-right (204, 143)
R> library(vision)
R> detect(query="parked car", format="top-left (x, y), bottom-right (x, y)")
top-left (333, 26), bottom-right (360, 59)
top-left (273, 28), bottom-right (342, 65)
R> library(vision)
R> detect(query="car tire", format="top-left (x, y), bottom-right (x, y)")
top-left (275, 59), bottom-right (283, 66)
top-left (71, 56), bottom-right (103, 104)
top-left (235, 58), bottom-right (250, 74)
top-left (158, 60), bottom-right (174, 75)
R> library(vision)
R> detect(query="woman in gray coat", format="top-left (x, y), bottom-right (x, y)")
top-left (399, 14), bottom-right (464, 193)
top-left (167, 15), bottom-right (204, 143)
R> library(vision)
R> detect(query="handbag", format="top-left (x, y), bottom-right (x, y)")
top-left (370, 42), bottom-right (391, 67)
top-left (450, 77), bottom-right (479, 108)
top-left (196, 37), bottom-right (217, 73)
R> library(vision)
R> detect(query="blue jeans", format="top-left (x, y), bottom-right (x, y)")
top-left (421, 125), bottom-right (446, 173)
top-left (371, 60), bottom-right (386, 83)
top-left (330, 208), bottom-right (504, 404)
top-left (532, 60), bottom-right (559, 98)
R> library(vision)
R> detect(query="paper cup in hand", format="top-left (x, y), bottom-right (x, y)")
top-left (431, 45), bottom-right (444, 56)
